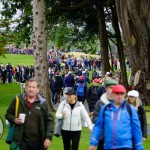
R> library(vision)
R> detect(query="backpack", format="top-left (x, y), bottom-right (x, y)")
top-left (76, 83), bottom-right (85, 97)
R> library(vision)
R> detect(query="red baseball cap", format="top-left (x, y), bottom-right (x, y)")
top-left (79, 76), bottom-right (84, 80)
top-left (112, 85), bottom-right (126, 93)
top-left (93, 78), bottom-right (100, 83)
top-left (55, 71), bottom-right (59, 75)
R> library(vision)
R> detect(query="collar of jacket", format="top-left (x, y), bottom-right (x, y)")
top-left (100, 93), bottom-right (111, 104)
top-left (20, 93), bottom-right (46, 105)
top-left (65, 100), bottom-right (81, 108)
top-left (110, 100), bottom-right (127, 109)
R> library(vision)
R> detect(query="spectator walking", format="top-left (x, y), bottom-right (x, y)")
top-left (92, 79), bottom-right (118, 150)
top-left (56, 88), bottom-right (92, 150)
top-left (87, 78), bottom-right (100, 116)
top-left (90, 85), bottom-right (143, 150)
top-left (127, 90), bottom-right (147, 141)
top-left (75, 76), bottom-right (87, 104)
top-left (50, 76), bottom-right (58, 105)
top-left (64, 71), bottom-right (75, 88)
top-left (5, 78), bottom-right (54, 150)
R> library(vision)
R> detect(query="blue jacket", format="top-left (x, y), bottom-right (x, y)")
top-left (50, 80), bottom-right (58, 92)
top-left (90, 100), bottom-right (143, 150)
top-left (64, 75), bottom-right (75, 88)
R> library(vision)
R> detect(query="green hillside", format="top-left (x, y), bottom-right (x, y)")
top-left (0, 54), bottom-right (34, 66)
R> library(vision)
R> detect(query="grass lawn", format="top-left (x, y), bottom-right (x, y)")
top-left (0, 83), bottom-right (150, 149)
top-left (0, 54), bottom-right (34, 66)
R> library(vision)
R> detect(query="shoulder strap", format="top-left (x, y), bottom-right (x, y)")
top-left (126, 102), bottom-right (132, 118)
top-left (15, 96), bottom-right (19, 118)
top-left (103, 103), bottom-right (111, 118)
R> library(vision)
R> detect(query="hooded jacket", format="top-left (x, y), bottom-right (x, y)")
top-left (92, 93), bottom-right (111, 124)
top-left (5, 94), bottom-right (54, 149)
top-left (90, 101), bottom-right (143, 150)
top-left (56, 100), bottom-right (93, 131)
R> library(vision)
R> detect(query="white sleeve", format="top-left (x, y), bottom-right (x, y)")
top-left (56, 101), bottom-right (65, 119)
top-left (80, 104), bottom-right (93, 130)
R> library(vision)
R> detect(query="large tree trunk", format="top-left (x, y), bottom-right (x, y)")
top-left (116, 0), bottom-right (150, 104)
top-left (97, 2), bottom-right (110, 75)
top-left (32, 0), bottom-right (55, 111)
top-left (110, 4), bottom-right (128, 89)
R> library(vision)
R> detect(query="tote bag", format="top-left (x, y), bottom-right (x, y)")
top-left (54, 103), bottom-right (65, 137)
top-left (6, 96), bottom-right (19, 144)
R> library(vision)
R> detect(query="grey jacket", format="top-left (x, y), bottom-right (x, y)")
top-left (92, 93), bottom-right (110, 124)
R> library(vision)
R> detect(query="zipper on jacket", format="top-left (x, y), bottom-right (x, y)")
top-left (113, 112), bottom-right (117, 149)
top-left (70, 110), bottom-right (72, 130)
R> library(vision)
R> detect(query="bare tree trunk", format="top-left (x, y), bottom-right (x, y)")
top-left (111, 4), bottom-right (128, 89)
top-left (32, 0), bottom-right (55, 111)
top-left (97, 2), bottom-right (110, 75)
top-left (108, 42), bottom-right (114, 72)
top-left (116, 0), bottom-right (150, 104)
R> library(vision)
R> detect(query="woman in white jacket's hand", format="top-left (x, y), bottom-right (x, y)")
top-left (56, 87), bottom-right (92, 150)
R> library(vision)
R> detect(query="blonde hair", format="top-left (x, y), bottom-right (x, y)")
top-left (127, 97), bottom-right (136, 106)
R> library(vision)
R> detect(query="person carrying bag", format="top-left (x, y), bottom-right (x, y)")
top-left (56, 87), bottom-right (92, 150)
top-left (54, 103), bottom-right (65, 137)
top-left (6, 96), bottom-right (20, 150)
top-left (5, 78), bottom-right (54, 150)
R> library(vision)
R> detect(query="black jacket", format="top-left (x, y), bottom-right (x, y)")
top-left (87, 85), bottom-right (99, 103)
top-left (137, 105), bottom-right (147, 138)
top-left (5, 94), bottom-right (54, 149)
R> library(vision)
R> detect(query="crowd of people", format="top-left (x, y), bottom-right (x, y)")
top-left (5, 76), bottom-right (147, 150)
top-left (6, 46), bottom-right (34, 55)
top-left (3, 49), bottom-right (146, 150)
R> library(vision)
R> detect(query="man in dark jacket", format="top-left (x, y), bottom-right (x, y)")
top-left (63, 71), bottom-right (75, 88)
top-left (87, 78), bottom-right (100, 115)
top-left (5, 78), bottom-right (54, 150)
top-left (50, 76), bottom-right (58, 105)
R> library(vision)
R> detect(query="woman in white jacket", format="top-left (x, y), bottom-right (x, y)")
top-left (56, 87), bottom-right (93, 150)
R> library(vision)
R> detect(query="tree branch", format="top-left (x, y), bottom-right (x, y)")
top-left (109, 37), bottom-right (117, 45)
top-left (51, 0), bottom-right (98, 15)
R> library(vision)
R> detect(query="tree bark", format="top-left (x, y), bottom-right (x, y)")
top-left (116, 0), bottom-right (150, 104)
top-left (32, 0), bottom-right (55, 111)
top-left (110, 4), bottom-right (128, 89)
top-left (108, 42), bottom-right (114, 71)
top-left (97, 2), bottom-right (110, 75)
